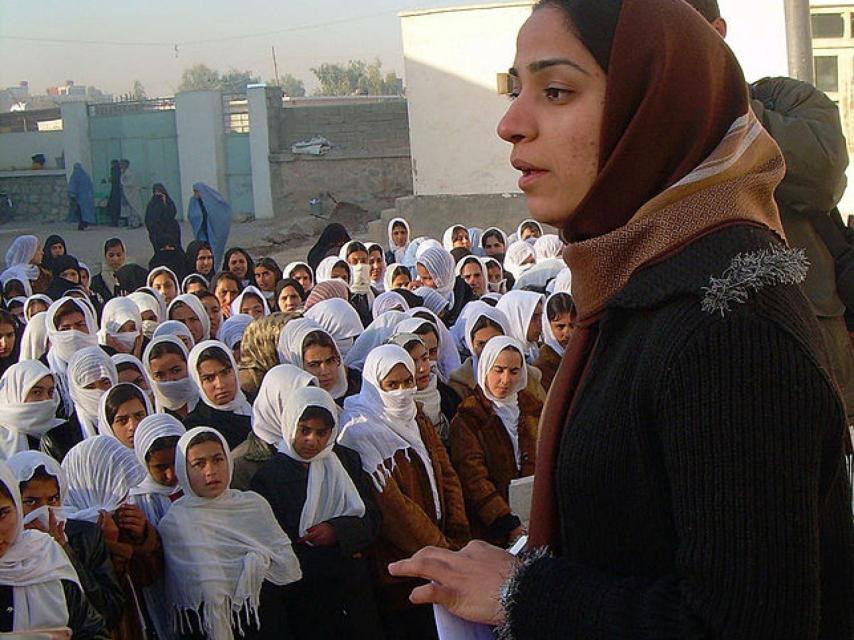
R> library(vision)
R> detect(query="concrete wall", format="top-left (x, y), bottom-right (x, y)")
top-left (0, 131), bottom-right (65, 172)
top-left (0, 171), bottom-right (68, 222)
top-left (401, 3), bottom-right (532, 198)
top-left (225, 133), bottom-right (253, 217)
top-left (60, 101), bottom-right (92, 180)
top-left (176, 91), bottom-right (227, 216)
top-left (269, 99), bottom-right (413, 221)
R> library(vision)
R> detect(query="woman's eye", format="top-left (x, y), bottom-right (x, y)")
top-left (545, 87), bottom-right (571, 101)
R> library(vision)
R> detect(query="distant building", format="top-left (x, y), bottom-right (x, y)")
top-left (810, 2), bottom-right (854, 153)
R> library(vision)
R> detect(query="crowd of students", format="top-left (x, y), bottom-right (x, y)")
top-left (0, 217), bottom-right (574, 639)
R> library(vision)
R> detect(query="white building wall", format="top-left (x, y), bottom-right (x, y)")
top-left (175, 90), bottom-right (228, 213)
top-left (0, 130), bottom-right (65, 172)
top-left (59, 100), bottom-right (92, 180)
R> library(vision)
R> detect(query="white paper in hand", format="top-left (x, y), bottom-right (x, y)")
top-left (433, 604), bottom-right (496, 640)
top-left (509, 475), bottom-right (534, 526)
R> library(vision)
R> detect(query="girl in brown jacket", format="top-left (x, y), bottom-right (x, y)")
top-left (339, 344), bottom-right (470, 639)
top-left (533, 292), bottom-right (574, 391)
top-left (451, 336), bottom-right (541, 548)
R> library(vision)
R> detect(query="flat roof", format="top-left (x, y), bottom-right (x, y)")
top-left (400, 2), bottom-right (534, 18)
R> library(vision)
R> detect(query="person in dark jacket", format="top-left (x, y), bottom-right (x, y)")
top-left (106, 159), bottom-right (122, 227)
top-left (185, 340), bottom-right (251, 449)
top-left (307, 223), bottom-right (351, 271)
top-left (683, 0), bottom-right (854, 426)
top-left (0, 460), bottom-right (109, 638)
top-left (184, 240), bottom-right (216, 284)
top-left (10, 451), bottom-right (125, 632)
top-left (145, 183), bottom-right (182, 255)
top-left (251, 386), bottom-right (384, 640)
top-left (388, 2), bottom-right (854, 638)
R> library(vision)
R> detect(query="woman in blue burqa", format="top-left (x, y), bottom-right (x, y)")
top-left (187, 183), bottom-right (231, 268)
top-left (67, 163), bottom-right (96, 231)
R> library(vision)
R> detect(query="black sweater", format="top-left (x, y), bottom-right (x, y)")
top-left (505, 226), bottom-right (854, 639)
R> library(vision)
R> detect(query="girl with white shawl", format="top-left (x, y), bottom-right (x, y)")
top-left (407, 307), bottom-right (461, 382)
top-left (45, 296), bottom-right (99, 417)
top-left (4, 235), bottom-right (40, 282)
top-left (277, 318), bottom-right (350, 401)
top-left (304, 298), bottom-right (363, 359)
top-left (127, 413), bottom-right (184, 640)
top-left (0, 361), bottom-right (63, 460)
top-left (142, 335), bottom-right (199, 418)
top-left (282, 261), bottom-right (314, 293)
top-left (386, 217), bottom-right (410, 265)
top-left (96, 383), bottom-right (153, 448)
top-left (185, 340), bottom-right (252, 450)
top-left (67, 346), bottom-right (118, 440)
top-left (20, 313), bottom-right (49, 362)
top-left (167, 293), bottom-right (211, 345)
top-left (503, 239), bottom-right (537, 280)
top-left (496, 290), bottom-right (545, 364)
top-left (98, 297), bottom-right (143, 356)
top-left (372, 290), bottom-right (409, 320)
top-left (159, 427), bottom-right (302, 640)
top-left (248, 386), bottom-right (383, 639)
top-left (152, 320), bottom-right (195, 351)
top-left (147, 266), bottom-right (179, 306)
top-left (0, 460), bottom-right (102, 636)
top-left (315, 256), bottom-right (351, 286)
top-left (442, 225), bottom-right (471, 253)
top-left (24, 294), bottom-right (51, 321)
top-left (128, 289), bottom-right (166, 340)
top-left (415, 245), bottom-right (456, 308)
top-left (230, 285), bottom-right (270, 320)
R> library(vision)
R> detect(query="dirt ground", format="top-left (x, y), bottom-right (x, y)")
top-left (0, 218), bottom-right (320, 277)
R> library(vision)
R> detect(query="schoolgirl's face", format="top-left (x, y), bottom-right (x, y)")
top-left (186, 281), bottom-right (206, 296)
top-left (498, 5), bottom-right (607, 227)
top-left (472, 325), bottom-right (503, 357)
top-left (215, 278), bottom-right (240, 314)
top-left (254, 265), bottom-right (277, 291)
top-left (303, 345), bottom-right (340, 392)
top-left (20, 477), bottom-right (61, 515)
top-left (550, 311), bottom-right (573, 347)
top-left (380, 363), bottom-right (415, 392)
top-left (486, 348), bottom-right (524, 399)
top-left (484, 234), bottom-right (505, 256)
top-left (196, 249), bottom-right (214, 274)
top-left (171, 304), bottom-right (204, 343)
top-left (25, 375), bottom-right (55, 402)
top-left (59, 268), bottom-right (80, 283)
top-left (197, 357), bottom-right (237, 406)
top-left (291, 268), bottom-right (313, 292)
top-left (347, 250), bottom-right (368, 266)
top-left (407, 343), bottom-right (432, 390)
top-left (415, 264), bottom-right (435, 288)
top-left (152, 273), bottom-right (177, 304)
top-left (278, 286), bottom-right (302, 313)
top-left (149, 352), bottom-right (188, 382)
top-left (50, 243), bottom-right (65, 258)
top-left (112, 397), bottom-right (147, 448)
top-left (105, 245), bottom-right (126, 269)
top-left (0, 492), bottom-right (17, 558)
top-left (201, 296), bottom-right (222, 337)
top-left (0, 322), bottom-right (15, 359)
top-left (452, 228), bottom-right (471, 250)
top-left (293, 416), bottom-right (333, 460)
top-left (228, 252), bottom-right (249, 279)
top-left (391, 272), bottom-right (411, 290)
top-left (186, 441), bottom-right (228, 498)
top-left (526, 302), bottom-right (543, 343)
top-left (118, 367), bottom-right (149, 391)
top-left (392, 223), bottom-right (408, 247)
top-left (331, 264), bottom-right (350, 281)
top-left (147, 448), bottom-right (178, 487)
top-left (26, 300), bottom-right (48, 319)
top-left (239, 293), bottom-right (265, 319)
top-left (368, 250), bottom-right (385, 281)
top-left (487, 264), bottom-right (504, 284)
top-left (461, 262), bottom-right (485, 296)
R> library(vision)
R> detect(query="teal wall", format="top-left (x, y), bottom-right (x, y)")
top-left (225, 132), bottom-right (253, 216)
top-left (89, 110), bottom-right (182, 216)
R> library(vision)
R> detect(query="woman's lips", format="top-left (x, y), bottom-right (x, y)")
top-left (518, 168), bottom-right (549, 191)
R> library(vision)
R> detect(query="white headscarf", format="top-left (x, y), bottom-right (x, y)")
top-left (516, 219), bottom-right (543, 242)
top-left (252, 364), bottom-right (317, 446)
top-left (315, 256), bottom-right (351, 285)
top-left (0, 361), bottom-right (63, 460)
top-left (128, 289), bottom-right (166, 340)
top-left (0, 266), bottom-right (32, 298)
top-left (340, 345), bottom-right (441, 518)
top-left (454, 254), bottom-right (484, 279)
top-left (542, 292), bottom-right (572, 358)
top-left (0, 461), bottom-right (80, 631)
top-left (383, 262), bottom-right (410, 293)
top-left (413, 286), bottom-right (448, 317)
top-left (128, 413), bottom-right (185, 526)
top-left (442, 224), bottom-right (468, 252)
top-left (463, 304), bottom-right (510, 372)
top-left (111, 354), bottom-right (153, 394)
top-left (496, 290), bottom-right (544, 363)
top-left (181, 273), bottom-right (209, 294)
top-left (230, 285), bottom-right (270, 318)
top-left (143, 335), bottom-right (199, 413)
top-left (283, 261), bottom-right (314, 289)
top-left (481, 256), bottom-right (507, 294)
top-left (304, 298), bottom-right (363, 358)
top-left (343, 310), bottom-right (406, 372)
top-left (366, 242), bottom-right (386, 292)
top-left (533, 234), bottom-right (564, 262)
top-left (277, 318), bottom-right (348, 399)
top-left (96, 382), bottom-right (153, 442)
top-left (406, 307), bottom-right (461, 382)
top-left (416, 246), bottom-right (456, 305)
top-left (159, 427), bottom-right (301, 640)
top-left (24, 294), bottom-right (52, 320)
top-left (279, 387), bottom-right (365, 537)
top-left (45, 297), bottom-right (99, 415)
top-left (20, 312), bottom-right (49, 361)
top-left (188, 340), bottom-right (252, 416)
top-left (372, 290), bottom-right (409, 320)
top-left (477, 337), bottom-right (528, 469)
top-left (67, 346), bottom-right (118, 439)
top-left (5, 235), bottom-right (39, 281)
top-left (450, 300), bottom-right (491, 356)
top-left (147, 266), bottom-right (179, 294)
top-left (218, 313), bottom-right (252, 350)
top-left (62, 435), bottom-right (146, 523)
top-left (504, 240), bottom-right (537, 280)
top-left (552, 267), bottom-right (572, 294)
top-left (152, 319), bottom-right (195, 351)
top-left (387, 217), bottom-right (411, 264)
top-left (97, 296), bottom-right (142, 352)
top-left (168, 293), bottom-right (211, 342)
top-left (388, 331), bottom-right (443, 427)
top-left (414, 238), bottom-right (442, 259)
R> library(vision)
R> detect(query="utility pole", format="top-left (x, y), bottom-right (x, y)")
top-left (272, 46), bottom-right (281, 87)
top-left (784, 0), bottom-right (815, 83)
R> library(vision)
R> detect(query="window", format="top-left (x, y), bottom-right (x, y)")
top-left (814, 56), bottom-right (839, 93)
top-left (812, 13), bottom-right (845, 38)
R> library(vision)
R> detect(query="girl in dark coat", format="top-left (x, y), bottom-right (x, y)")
top-left (307, 223), bottom-right (351, 271)
top-left (145, 183), bottom-right (182, 254)
top-left (185, 240), bottom-right (216, 284)
top-left (251, 386), bottom-right (384, 640)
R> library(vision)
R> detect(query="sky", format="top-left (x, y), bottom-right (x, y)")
top-left (0, 0), bottom-right (476, 97)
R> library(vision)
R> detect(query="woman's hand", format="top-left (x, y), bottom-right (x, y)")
top-left (98, 510), bottom-right (119, 544)
top-left (116, 504), bottom-right (147, 540)
top-left (388, 540), bottom-right (518, 626)
top-left (26, 509), bottom-right (67, 547)
top-left (300, 523), bottom-right (337, 547)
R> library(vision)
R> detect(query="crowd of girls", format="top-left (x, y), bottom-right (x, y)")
top-left (0, 216), bottom-right (573, 639)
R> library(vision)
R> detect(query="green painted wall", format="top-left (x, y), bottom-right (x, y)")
top-left (225, 133), bottom-right (253, 216)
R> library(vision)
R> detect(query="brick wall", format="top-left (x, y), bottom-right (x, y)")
top-left (0, 172), bottom-right (68, 222)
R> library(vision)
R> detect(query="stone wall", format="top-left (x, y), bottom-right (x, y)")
top-left (0, 172), bottom-right (68, 222)
top-left (269, 99), bottom-right (413, 222)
